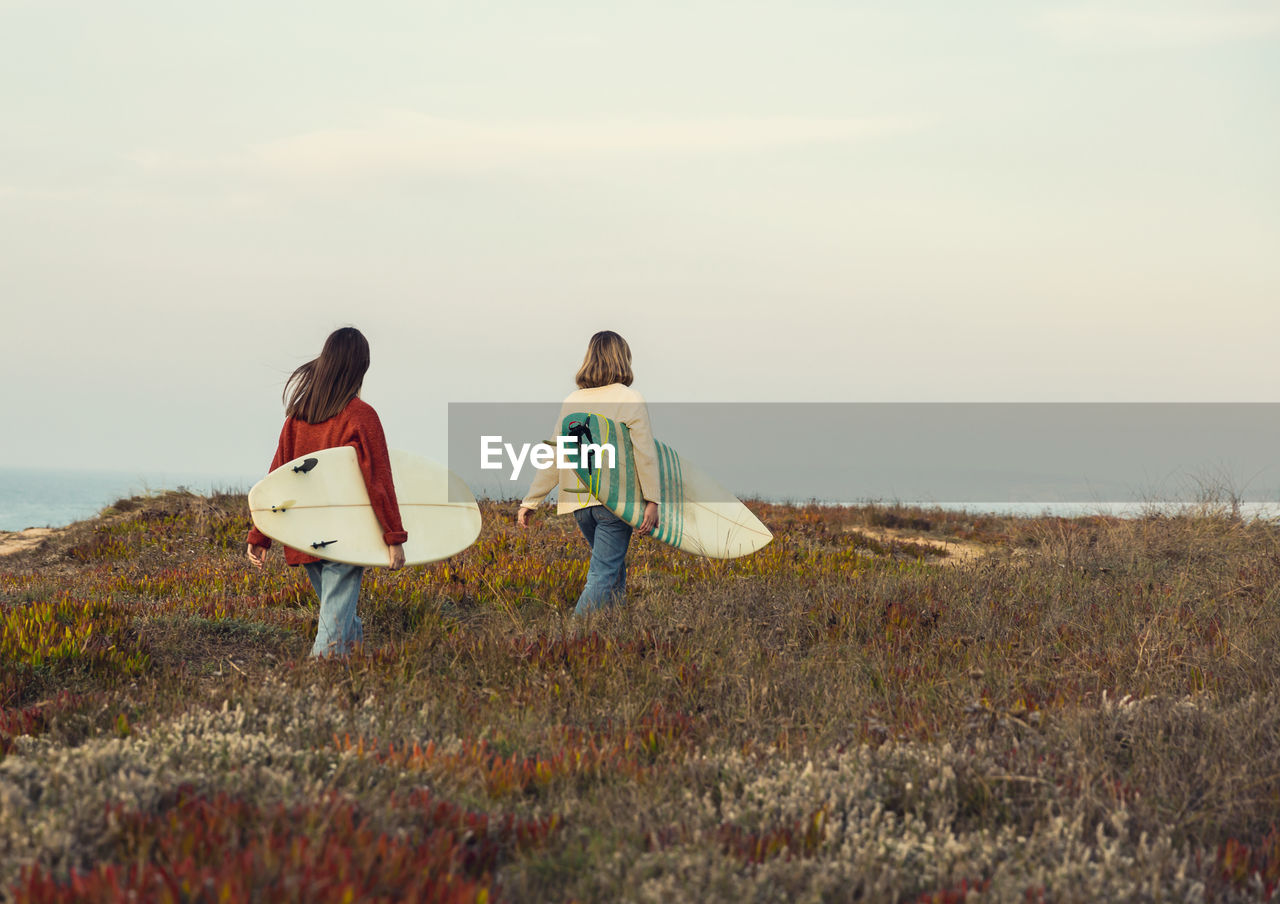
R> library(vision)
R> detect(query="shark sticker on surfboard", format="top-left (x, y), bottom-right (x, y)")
top-left (561, 412), bottom-right (772, 559)
top-left (248, 447), bottom-right (481, 567)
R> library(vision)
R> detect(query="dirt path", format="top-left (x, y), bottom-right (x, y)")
top-left (2, 519), bottom-right (992, 566)
top-left (847, 526), bottom-right (991, 566)
top-left (0, 528), bottom-right (58, 558)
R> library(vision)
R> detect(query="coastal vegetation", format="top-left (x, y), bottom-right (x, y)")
top-left (1, 492), bottom-right (1278, 902)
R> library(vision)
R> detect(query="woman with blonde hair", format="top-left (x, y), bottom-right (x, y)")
top-left (517, 331), bottom-right (660, 615)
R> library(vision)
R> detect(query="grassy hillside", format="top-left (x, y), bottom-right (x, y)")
top-left (1, 494), bottom-right (1278, 902)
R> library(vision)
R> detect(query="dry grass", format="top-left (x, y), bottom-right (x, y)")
top-left (1, 494), bottom-right (1279, 901)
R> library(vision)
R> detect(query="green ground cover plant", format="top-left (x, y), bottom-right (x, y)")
top-left (1, 492), bottom-right (1278, 902)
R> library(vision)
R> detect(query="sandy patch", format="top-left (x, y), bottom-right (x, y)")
top-left (0, 527), bottom-right (58, 558)
top-left (846, 526), bottom-right (990, 566)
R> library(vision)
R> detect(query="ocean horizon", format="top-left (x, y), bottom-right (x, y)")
top-left (3, 466), bottom-right (1277, 534)
top-left (0, 467), bottom-right (257, 532)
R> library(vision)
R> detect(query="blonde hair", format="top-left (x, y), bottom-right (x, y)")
top-left (575, 330), bottom-right (634, 389)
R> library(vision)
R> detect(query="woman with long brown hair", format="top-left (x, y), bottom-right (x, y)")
top-left (517, 330), bottom-right (660, 615)
top-left (246, 327), bottom-right (406, 656)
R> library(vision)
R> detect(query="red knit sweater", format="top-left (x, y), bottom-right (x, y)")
top-left (246, 397), bottom-right (408, 566)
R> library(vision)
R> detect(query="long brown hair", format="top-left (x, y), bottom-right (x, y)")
top-left (284, 327), bottom-right (371, 423)
top-left (575, 330), bottom-right (634, 389)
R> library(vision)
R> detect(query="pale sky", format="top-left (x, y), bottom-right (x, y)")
top-left (2, 0), bottom-right (1277, 476)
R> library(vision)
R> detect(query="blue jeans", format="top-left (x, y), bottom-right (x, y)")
top-left (574, 505), bottom-right (633, 615)
top-left (303, 561), bottom-right (364, 657)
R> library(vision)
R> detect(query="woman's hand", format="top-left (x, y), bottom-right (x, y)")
top-left (638, 501), bottom-right (659, 536)
top-left (517, 506), bottom-right (535, 528)
top-left (387, 544), bottom-right (405, 571)
top-left (246, 543), bottom-right (269, 568)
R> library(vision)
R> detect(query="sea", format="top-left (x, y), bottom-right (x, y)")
top-left (0, 468), bottom-right (257, 532)
top-left (2, 467), bottom-right (1276, 533)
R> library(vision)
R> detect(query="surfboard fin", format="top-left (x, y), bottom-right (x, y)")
top-left (566, 418), bottom-right (597, 476)
top-left (293, 458), bottom-right (319, 474)
top-left (270, 500), bottom-right (297, 513)
top-left (310, 539), bottom-right (337, 550)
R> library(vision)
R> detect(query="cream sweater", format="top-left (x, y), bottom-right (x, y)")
top-left (520, 383), bottom-right (662, 515)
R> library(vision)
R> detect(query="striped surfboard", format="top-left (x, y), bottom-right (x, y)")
top-left (560, 412), bottom-right (772, 559)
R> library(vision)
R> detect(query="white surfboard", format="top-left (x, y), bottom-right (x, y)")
top-left (563, 412), bottom-right (772, 559)
top-left (248, 447), bottom-right (481, 567)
